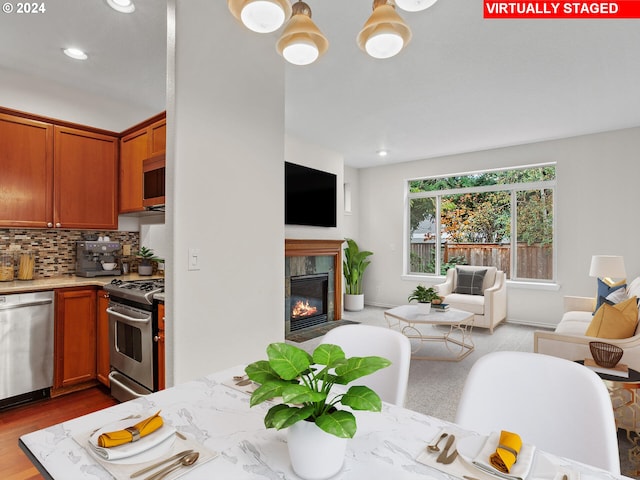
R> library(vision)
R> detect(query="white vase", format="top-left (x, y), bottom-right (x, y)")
top-left (138, 264), bottom-right (153, 276)
top-left (417, 302), bottom-right (431, 314)
top-left (287, 420), bottom-right (347, 480)
top-left (344, 293), bottom-right (364, 311)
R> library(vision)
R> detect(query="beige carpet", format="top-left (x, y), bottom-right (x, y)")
top-left (292, 306), bottom-right (637, 478)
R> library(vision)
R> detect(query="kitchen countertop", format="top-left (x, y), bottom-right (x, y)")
top-left (0, 274), bottom-right (164, 295)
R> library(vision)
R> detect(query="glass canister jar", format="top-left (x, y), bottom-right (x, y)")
top-left (17, 251), bottom-right (35, 280)
top-left (0, 253), bottom-right (14, 281)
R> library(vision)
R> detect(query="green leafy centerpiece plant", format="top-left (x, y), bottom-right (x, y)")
top-left (343, 238), bottom-right (373, 312)
top-left (245, 342), bottom-right (390, 480)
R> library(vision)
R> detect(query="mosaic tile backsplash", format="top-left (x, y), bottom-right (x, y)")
top-left (0, 229), bottom-right (140, 278)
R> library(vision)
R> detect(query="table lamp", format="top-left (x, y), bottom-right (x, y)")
top-left (589, 255), bottom-right (626, 286)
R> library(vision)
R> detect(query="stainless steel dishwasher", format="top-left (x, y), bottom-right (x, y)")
top-left (0, 291), bottom-right (54, 409)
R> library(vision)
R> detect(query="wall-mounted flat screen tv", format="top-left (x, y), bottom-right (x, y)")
top-left (285, 162), bottom-right (337, 228)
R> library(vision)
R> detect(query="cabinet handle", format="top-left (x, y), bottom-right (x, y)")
top-left (47, 222), bottom-right (53, 228)
top-left (55, 223), bottom-right (61, 228)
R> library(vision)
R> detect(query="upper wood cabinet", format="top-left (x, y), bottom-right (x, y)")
top-left (54, 126), bottom-right (118, 229)
top-left (0, 109), bottom-right (118, 229)
top-left (0, 113), bottom-right (54, 228)
top-left (119, 115), bottom-right (166, 213)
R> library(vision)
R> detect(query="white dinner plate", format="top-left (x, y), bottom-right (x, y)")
top-left (457, 435), bottom-right (555, 480)
top-left (87, 418), bottom-right (176, 464)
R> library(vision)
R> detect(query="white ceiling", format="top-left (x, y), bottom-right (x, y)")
top-left (1, 1), bottom-right (639, 168)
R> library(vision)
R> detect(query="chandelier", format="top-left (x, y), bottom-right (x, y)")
top-left (227, 0), bottom-right (438, 66)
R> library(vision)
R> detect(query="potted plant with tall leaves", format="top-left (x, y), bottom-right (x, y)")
top-left (246, 342), bottom-right (390, 480)
top-left (343, 238), bottom-right (373, 312)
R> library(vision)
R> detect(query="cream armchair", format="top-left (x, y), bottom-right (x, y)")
top-left (434, 266), bottom-right (507, 333)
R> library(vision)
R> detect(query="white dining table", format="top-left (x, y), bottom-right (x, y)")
top-left (19, 365), bottom-right (630, 480)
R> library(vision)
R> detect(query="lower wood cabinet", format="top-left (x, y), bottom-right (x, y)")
top-left (97, 289), bottom-right (111, 387)
top-left (156, 302), bottom-right (166, 390)
top-left (53, 288), bottom-right (97, 394)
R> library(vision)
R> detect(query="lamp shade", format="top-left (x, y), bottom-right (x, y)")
top-left (394, 0), bottom-right (437, 12)
top-left (589, 255), bottom-right (626, 279)
top-left (276, 1), bottom-right (328, 65)
top-left (357, 0), bottom-right (412, 59)
top-left (228, 0), bottom-right (292, 33)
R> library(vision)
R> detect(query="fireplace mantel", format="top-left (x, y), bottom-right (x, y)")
top-left (285, 239), bottom-right (343, 321)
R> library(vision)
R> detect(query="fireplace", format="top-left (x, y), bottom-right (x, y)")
top-left (285, 239), bottom-right (343, 336)
top-left (289, 274), bottom-right (329, 331)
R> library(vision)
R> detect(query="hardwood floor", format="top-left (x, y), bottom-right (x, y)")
top-left (0, 387), bottom-right (117, 480)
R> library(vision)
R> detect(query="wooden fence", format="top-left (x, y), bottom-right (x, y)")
top-left (409, 242), bottom-right (553, 280)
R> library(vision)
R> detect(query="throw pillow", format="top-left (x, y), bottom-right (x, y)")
top-left (586, 295), bottom-right (638, 339)
top-left (454, 268), bottom-right (487, 296)
top-left (593, 277), bottom-right (626, 313)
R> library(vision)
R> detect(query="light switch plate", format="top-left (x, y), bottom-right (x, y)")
top-left (188, 248), bottom-right (200, 271)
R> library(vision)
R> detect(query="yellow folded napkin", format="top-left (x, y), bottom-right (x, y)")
top-left (97, 411), bottom-right (163, 448)
top-left (490, 430), bottom-right (523, 473)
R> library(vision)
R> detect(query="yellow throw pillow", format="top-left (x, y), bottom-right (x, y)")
top-left (586, 296), bottom-right (638, 339)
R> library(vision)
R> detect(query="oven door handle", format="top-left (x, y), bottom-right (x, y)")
top-left (106, 307), bottom-right (151, 323)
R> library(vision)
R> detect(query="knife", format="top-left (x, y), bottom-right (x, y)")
top-left (130, 449), bottom-right (194, 478)
top-left (436, 434), bottom-right (458, 464)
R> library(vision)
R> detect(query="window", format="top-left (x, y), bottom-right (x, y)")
top-left (407, 165), bottom-right (555, 281)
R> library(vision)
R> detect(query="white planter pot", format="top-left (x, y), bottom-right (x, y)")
top-left (138, 264), bottom-right (153, 276)
top-left (344, 293), bottom-right (364, 311)
top-left (287, 420), bottom-right (347, 480)
top-left (417, 302), bottom-right (431, 314)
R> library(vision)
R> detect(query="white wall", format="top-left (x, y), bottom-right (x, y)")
top-left (284, 135), bottom-right (344, 241)
top-left (168, 0), bottom-right (285, 385)
top-left (0, 66), bottom-right (157, 132)
top-left (342, 166), bottom-right (359, 242)
top-left (358, 127), bottom-right (640, 327)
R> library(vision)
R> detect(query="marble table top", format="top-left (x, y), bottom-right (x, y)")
top-left (20, 366), bottom-right (628, 480)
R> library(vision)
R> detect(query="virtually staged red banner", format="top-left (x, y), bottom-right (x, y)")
top-left (484, 1), bottom-right (640, 18)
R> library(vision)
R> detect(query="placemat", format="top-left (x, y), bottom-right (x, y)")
top-left (74, 428), bottom-right (217, 479)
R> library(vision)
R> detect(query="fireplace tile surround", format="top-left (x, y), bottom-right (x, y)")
top-left (285, 239), bottom-right (343, 336)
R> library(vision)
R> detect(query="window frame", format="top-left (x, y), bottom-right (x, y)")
top-left (404, 165), bottom-right (557, 283)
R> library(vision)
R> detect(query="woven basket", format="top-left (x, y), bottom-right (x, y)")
top-left (589, 342), bottom-right (623, 368)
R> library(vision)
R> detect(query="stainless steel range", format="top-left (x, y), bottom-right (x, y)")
top-left (103, 279), bottom-right (164, 402)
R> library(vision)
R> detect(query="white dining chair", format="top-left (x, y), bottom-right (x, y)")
top-left (321, 324), bottom-right (411, 407)
top-left (455, 351), bottom-right (620, 474)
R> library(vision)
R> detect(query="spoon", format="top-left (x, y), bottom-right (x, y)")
top-left (145, 452), bottom-right (199, 480)
top-left (427, 432), bottom-right (448, 452)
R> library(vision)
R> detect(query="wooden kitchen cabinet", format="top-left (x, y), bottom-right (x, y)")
top-left (119, 114), bottom-right (166, 213)
top-left (96, 289), bottom-right (111, 387)
top-left (156, 302), bottom-right (166, 390)
top-left (0, 113), bottom-right (54, 228)
top-left (0, 108), bottom-right (118, 229)
top-left (53, 288), bottom-right (98, 394)
top-left (54, 126), bottom-right (118, 229)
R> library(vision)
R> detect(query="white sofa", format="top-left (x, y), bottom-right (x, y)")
top-left (434, 266), bottom-right (507, 333)
top-left (534, 277), bottom-right (640, 370)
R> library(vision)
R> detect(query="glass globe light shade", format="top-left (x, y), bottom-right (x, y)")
top-left (394, 0), bottom-right (438, 12)
top-left (283, 38), bottom-right (319, 65)
top-left (365, 30), bottom-right (404, 59)
top-left (241, 0), bottom-right (286, 33)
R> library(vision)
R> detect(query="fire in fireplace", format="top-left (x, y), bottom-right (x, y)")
top-left (289, 273), bottom-right (328, 331)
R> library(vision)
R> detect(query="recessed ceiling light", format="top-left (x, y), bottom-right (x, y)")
top-left (106, 0), bottom-right (135, 13)
top-left (377, 149), bottom-right (388, 157)
top-left (63, 48), bottom-right (88, 60)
